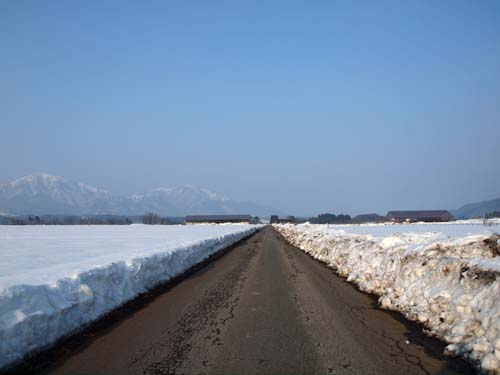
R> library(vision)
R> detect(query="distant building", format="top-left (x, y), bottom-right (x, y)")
top-left (185, 215), bottom-right (252, 224)
top-left (386, 210), bottom-right (453, 223)
top-left (270, 215), bottom-right (296, 224)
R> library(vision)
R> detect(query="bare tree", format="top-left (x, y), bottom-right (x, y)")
top-left (142, 212), bottom-right (160, 225)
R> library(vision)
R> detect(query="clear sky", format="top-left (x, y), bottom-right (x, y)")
top-left (1, 0), bottom-right (499, 216)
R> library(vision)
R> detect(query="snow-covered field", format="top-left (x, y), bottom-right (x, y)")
top-left (0, 224), bottom-right (261, 370)
top-left (275, 221), bottom-right (500, 373)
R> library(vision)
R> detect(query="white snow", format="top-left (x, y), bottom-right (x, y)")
top-left (275, 221), bottom-right (500, 372)
top-left (0, 224), bottom-right (261, 369)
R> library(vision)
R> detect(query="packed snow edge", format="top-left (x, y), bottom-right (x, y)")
top-left (274, 222), bottom-right (500, 373)
top-left (0, 224), bottom-right (262, 370)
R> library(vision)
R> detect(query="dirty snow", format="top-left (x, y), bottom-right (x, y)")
top-left (275, 221), bottom-right (500, 373)
top-left (0, 224), bottom-right (261, 369)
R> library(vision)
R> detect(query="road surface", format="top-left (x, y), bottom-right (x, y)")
top-left (23, 226), bottom-right (474, 375)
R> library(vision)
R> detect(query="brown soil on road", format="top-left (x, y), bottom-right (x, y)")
top-left (18, 226), bottom-right (475, 374)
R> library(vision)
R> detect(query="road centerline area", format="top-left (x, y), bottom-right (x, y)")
top-left (24, 227), bottom-right (475, 375)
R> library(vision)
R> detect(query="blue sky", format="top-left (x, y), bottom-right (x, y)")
top-left (1, 0), bottom-right (499, 215)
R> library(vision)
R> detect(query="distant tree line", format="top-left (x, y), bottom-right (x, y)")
top-left (485, 211), bottom-right (500, 219)
top-left (309, 213), bottom-right (352, 224)
top-left (142, 212), bottom-right (160, 224)
top-left (141, 212), bottom-right (177, 225)
top-left (0, 215), bottom-right (134, 225)
top-left (0, 213), bottom-right (186, 225)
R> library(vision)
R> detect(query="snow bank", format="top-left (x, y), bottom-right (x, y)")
top-left (0, 224), bottom-right (261, 370)
top-left (275, 222), bottom-right (500, 373)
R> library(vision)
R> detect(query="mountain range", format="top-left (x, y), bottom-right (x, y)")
top-left (452, 197), bottom-right (500, 219)
top-left (1, 174), bottom-right (498, 219)
top-left (0, 174), bottom-right (274, 217)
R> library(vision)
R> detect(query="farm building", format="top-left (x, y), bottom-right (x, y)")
top-left (185, 215), bottom-right (252, 224)
top-left (386, 210), bottom-right (453, 223)
top-left (270, 215), bottom-right (296, 224)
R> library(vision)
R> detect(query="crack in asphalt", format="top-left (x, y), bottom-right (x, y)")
top-left (130, 245), bottom-right (258, 375)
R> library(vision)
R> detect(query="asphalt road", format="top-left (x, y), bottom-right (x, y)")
top-left (31, 226), bottom-right (474, 375)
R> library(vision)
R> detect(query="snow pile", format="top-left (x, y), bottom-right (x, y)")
top-left (0, 224), bottom-right (261, 370)
top-left (275, 222), bottom-right (500, 373)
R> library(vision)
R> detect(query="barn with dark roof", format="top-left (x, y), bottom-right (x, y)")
top-left (386, 210), bottom-right (453, 223)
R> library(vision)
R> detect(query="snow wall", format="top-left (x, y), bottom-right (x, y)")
top-left (0, 225), bottom-right (260, 370)
top-left (275, 223), bottom-right (500, 373)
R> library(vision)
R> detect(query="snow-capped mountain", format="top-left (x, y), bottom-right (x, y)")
top-left (131, 186), bottom-right (228, 215)
top-left (0, 174), bottom-right (273, 216)
top-left (131, 185), bottom-right (273, 216)
top-left (0, 174), bottom-right (140, 215)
